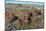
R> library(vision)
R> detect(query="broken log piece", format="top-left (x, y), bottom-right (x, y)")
top-left (10, 16), bottom-right (18, 23)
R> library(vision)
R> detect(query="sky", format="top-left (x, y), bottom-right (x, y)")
top-left (5, 0), bottom-right (44, 5)
top-left (5, 0), bottom-right (44, 2)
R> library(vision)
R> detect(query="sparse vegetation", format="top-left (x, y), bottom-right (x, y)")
top-left (5, 4), bottom-right (44, 31)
